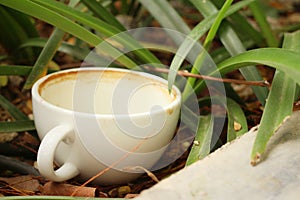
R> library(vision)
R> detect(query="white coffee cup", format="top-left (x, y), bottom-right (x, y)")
top-left (32, 67), bottom-right (181, 185)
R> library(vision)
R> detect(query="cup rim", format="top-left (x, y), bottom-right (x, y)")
top-left (31, 67), bottom-right (181, 118)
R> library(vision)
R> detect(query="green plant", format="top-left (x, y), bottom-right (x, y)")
top-left (0, 0), bottom-right (300, 197)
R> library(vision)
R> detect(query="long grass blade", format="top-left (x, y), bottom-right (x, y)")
top-left (249, 1), bottom-right (278, 47)
top-left (250, 31), bottom-right (299, 165)
top-left (0, 94), bottom-right (28, 120)
top-left (20, 38), bottom-right (110, 66)
top-left (203, 48), bottom-right (300, 87)
top-left (0, 65), bottom-right (32, 75)
top-left (23, 28), bottom-right (65, 89)
top-left (80, 0), bottom-right (126, 31)
top-left (0, 6), bottom-right (29, 55)
top-left (0, 0), bottom-right (138, 69)
top-left (0, 0), bottom-right (100, 45)
top-left (138, 0), bottom-right (190, 35)
top-left (32, 0), bottom-right (160, 65)
top-left (225, 98), bottom-right (248, 141)
top-left (20, 38), bottom-right (88, 61)
top-left (212, 0), bottom-right (264, 46)
top-left (0, 120), bottom-right (35, 132)
top-left (182, 0), bottom-right (232, 99)
top-left (190, 0), bottom-right (268, 105)
top-left (186, 115), bottom-right (214, 166)
top-left (218, 22), bottom-right (269, 105)
top-left (167, 0), bottom-right (255, 92)
top-left (180, 0), bottom-right (233, 107)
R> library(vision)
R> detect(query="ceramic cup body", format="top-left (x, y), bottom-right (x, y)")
top-left (32, 67), bottom-right (181, 184)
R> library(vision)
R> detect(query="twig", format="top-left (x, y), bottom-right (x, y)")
top-left (143, 66), bottom-right (270, 87)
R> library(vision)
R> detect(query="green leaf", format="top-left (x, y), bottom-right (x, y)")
top-left (251, 31), bottom-right (299, 165)
top-left (167, 0), bottom-right (255, 92)
top-left (138, 0), bottom-right (190, 35)
top-left (0, 120), bottom-right (35, 133)
top-left (31, 0), bottom-right (160, 65)
top-left (0, 6), bottom-right (28, 52)
top-left (181, 0), bottom-right (233, 101)
top-left (20, 38), bottom-right (109, 66)
top-left (0, 65), bottom-right (32, 76)
top-left (249, 1), bottom-right (278, 47)
top-left (23, 28), bottom-right (65, 89)
top-left (186, 115), bottom-right (214, 166)
top-left (203, 0), bottom-right (233, 49)
top-left (211, 0), bottom-right (264, 46)
top-left (226, 102), bottom-right (247, 141)
top-left (190, 0), bottom-right (268, 106)
top-left (0, 5), bottom-right (38, 63)
top-left (0, 0), bottom-right (138, 69)
top-left (80, 0), bottom-right (126, 31)
top-left (0, 0), bottom-right (100, 45)
top-left (20, 38), bottom-right (88, 60)
top-left (218, 22), bottom-right (269, 104)
top-left (204, 48), bottom-right (300, 88)
top-left (0, 94), bottom-right (28, 120)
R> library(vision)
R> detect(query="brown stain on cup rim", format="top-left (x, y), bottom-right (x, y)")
top-left (38, 68), bottom-right (180, 109)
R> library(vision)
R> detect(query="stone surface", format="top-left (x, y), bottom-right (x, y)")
top-left (135, 111), bottom-right (300, 200)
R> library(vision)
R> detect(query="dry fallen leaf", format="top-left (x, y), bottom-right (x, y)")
top-left (0, 175), bottom-right (40, 195)
top-left (42, 182), bottom-right (98, 197)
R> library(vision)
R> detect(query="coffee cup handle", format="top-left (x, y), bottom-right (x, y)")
top-left (37, 125), bottom-right (80, 182)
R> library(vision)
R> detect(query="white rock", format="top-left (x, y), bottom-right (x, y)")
top-left (135, 111), bottom-right (300, 200)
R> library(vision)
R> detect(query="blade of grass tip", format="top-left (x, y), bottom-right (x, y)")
top-left (186, 115), bottom-right (214, 166)
top-left (250, 31), bottom-right (299, 165)
top-left (0, 94), bottom-right (28, 120)
top-left (23, 28), bottom-right (65, 89)
top-left (249, 1), bottom-right (278, 47)
top-left (181, 0), bottom-right (233, 101)
top-left (167, 0), bottom-right (255, 91)
top-left (0, 120), bottom-right (35, 133)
